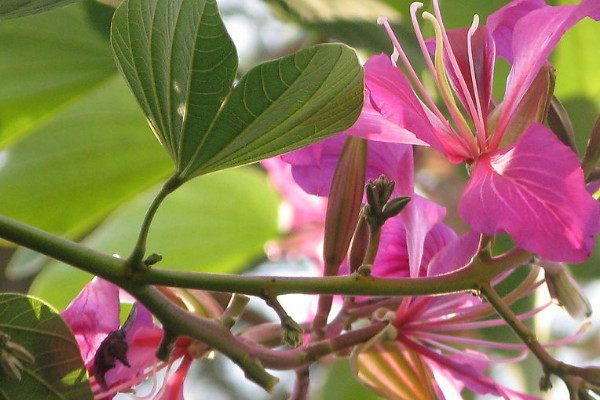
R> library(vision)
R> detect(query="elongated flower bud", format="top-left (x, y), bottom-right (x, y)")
top-left (322, 136), bottom-right (367, 276)
top-left (540, 260), bottom-right (592, 320)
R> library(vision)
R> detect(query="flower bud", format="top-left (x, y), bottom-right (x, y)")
top-left (349, 210), bottom-right (369, 273)
top-left (381, 196), bottom-right (411, 221)
top-left (322, 136), bottom-right (367, 275)
top-left (498, 65), bottom-right (555, 148)
top-left (540, 260), bottom-right (592, 320)
top-left (351, 336), bottom-right (438, 400)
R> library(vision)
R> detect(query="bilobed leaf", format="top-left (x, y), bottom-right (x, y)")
top-left (111, 0), bottom-right (363, 181)
top-left (183, 43), bottom-right (364, 177)
top-left (110, 0), bottom-right (238, 167)
top-left (0, 293), bottom-right (92, 400)
top-left (0, 0), bottom-right (77, 19)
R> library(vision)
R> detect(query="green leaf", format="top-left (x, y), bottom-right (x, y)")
top-left (3, 76), bottom-right (173, 279)
top-left (110, 0), bottom-right (238, 168)
top-left (0, 76), bottom-right (171, 239)
top-left (0, 0), bottom-right (78, 19)
top-left (29, 167), bottom-right (280, 309)
top-left (183, 43), bottom-right (364, 177)
top-left (0, 293), bottom-right (92, 400)
top-left (111, 0), bottom-right (363, 180)
top-left (0, 3), bottom-right (116, 146)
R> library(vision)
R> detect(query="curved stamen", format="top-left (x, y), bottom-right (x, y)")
top-left (377, 14), bottom-right (443, 122)
top-left (431, 0), bottom-right (484, 145)
top-left (422, 335), bottom-right (531, 357)
top-left (422, 11), bottom-right (478, 155)
top-left (466, 14), bottom-right (488, 148)
top-left (408, 302), bottom-right (552, 332)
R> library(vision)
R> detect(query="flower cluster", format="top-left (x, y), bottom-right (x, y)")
top-left (265, 0), bottom-right (600, 397)
top-left (61, 278), bottom-right (197, 400)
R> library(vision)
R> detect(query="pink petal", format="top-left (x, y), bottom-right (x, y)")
top-left (155, 355), bottom-right (193, 400)
top-left (487, 0), bottom-right (548, 65)
top-left (103, 303), bottom-right (163, 388)
top-left (441, 26), bottom-right (495, 126)
top-left (400, 196), bottom-right (448, 277)
top-left (426, 230), bottom-right (479, 277)
top-left (346, 90), bottom-right (429, 146)
top-left (403, 337), bottom-right (540, 399)
top-left (364, 55), bottom-right (446, 152)
top-left (460, 124), bottom-right (599, 263)
top-left (374, 196), bottom-right (449, 278)
top-left (492, 0), bottom-right (600, 138)
top-left (61, 278), bottom-right (120, 365)
top-left (261, 157), bottom-right (326, 228)
top-left (282, 134), bottom-right (414, 197)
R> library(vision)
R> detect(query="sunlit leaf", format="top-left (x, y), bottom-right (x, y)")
top-left (0, 0), bottom-right (78, 19)
top-left (110, 0), bottom-right (238, 168)
top-left (185, 43), bottom-right (364, 177)
top-left (0, 76), bottom-right (171, 240)
top-left (0, 293), bottom-right (92, 399)
top-left (0, 3), bottom-right (116, 146)
top-left (111, 0), bottom-right (363, 180)
top-left (552, 10), bottom-right (600, 144)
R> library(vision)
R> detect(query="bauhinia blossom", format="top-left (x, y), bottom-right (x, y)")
top-left (349, 0), bottom-right (600, 263)
top-left (61, 278), bottom-right (194, 399)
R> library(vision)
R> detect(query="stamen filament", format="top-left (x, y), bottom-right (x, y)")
top-left (423, 11), bottom-right (477, 155)
top-left (467, 14), bottom-right (488, 149)
top-left (377, 15), bottom-right (445, 122)
top-left (431, 0), bottom-right (485, 147)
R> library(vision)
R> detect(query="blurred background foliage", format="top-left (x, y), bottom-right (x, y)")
top-left (0, 0), bottom-right (599, 399)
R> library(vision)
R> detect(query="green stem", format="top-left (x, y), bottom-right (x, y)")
top-left (0, 215), bottom-right (126, 280)
top-left (360, 225), bottom-right (381, 273)
top-left (0, 211), bottom-right (533, 298)
top-left (126, 174), bottom-right (183, 271)
top-left (480, 283), bottom-right (584, 395)
top-left (121, 283), bottom-right (279, 391)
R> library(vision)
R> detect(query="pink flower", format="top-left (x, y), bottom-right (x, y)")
top-left (356, 0), bottom-right (599, 262)
top-left (61, 278), bottom-right (191, 399)
top-left (281, 134), bottom-right (442, 277)
top-left (367, 209), bottom-right (551, 399)
top-left (262, 158), bottom-right (327, 263)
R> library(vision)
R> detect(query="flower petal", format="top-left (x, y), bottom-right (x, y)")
top-left (102, 303), bottom-right (163, 389)
top-left (490, 0), bottom-right (600, 138)
top-left (262, 157), bottom-right (326, 229)
top-left (61, 278), bottom-right (120, 365)
top-left (346, 91), bottom-right (429, 146)
top-left (364, 55), bottom-right (448, 152)
top-left (282, 134), bottom-right (414, 197)
top-left (426, 230), bottom-right (479, 277)
top-left (460, 123), bottom-right (599, 263)
top-left (441, 26), bottom-right (495, 128)
top-left (374, 196), bottom-right (449, 278)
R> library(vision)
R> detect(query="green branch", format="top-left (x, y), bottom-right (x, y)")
top-left (126, 174), bottom-right (183, 271)
top-left (0, 212), bottom-right (533, 298)
top-left (480, 283), bottom-right (592, 397)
